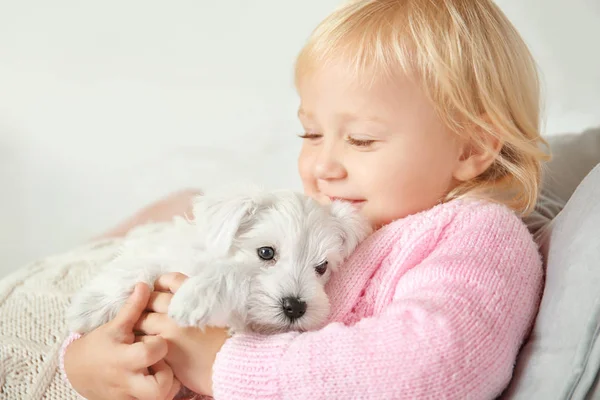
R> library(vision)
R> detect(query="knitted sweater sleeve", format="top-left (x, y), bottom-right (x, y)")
top-left (211, 207), bottom-right (543, 399)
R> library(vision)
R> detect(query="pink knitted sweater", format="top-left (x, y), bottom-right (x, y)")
top-left (211, 199), bottom-right (543, 399)
top-left (62, 198), bottom-right (543, 399)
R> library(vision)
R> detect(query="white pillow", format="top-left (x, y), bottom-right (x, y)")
top-left (505, 126), bottom-right (600, 399)
top-left (524, 127), bottom-right (600, 235)
top-left (503, 163), bottom-right (600, 399)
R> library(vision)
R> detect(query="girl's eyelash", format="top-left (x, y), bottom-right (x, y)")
top-left (346, 137), bottom-right (375, 147)
top-left (298, 133), bottom-right (322, 139)
top-left (297, 133), bottom-right (375, 147)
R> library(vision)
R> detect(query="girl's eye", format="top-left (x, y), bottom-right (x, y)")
top-left (315, 261), bottom-right (328, 276)
top-left (346, 136), bottom-right (375, 147)
top-left (298, 133), bottom-right (322, 140)
top-left (257, 246), bottom-right (276, 261)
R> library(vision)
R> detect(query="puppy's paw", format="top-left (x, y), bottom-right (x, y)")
top-left (168, 277), bottom-right (216, 329)
top-left (66, 289), bottom-right (117, 333)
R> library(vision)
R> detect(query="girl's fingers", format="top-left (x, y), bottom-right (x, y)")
top-left (153, 272), bottom-right (188, 293)
top-left (112, 283), bottom-right (152, 337)
top-left (166, 377), bottom-right (183, 400)
top-left (125, 335), bottom-right (168, 370)
top-left (146, 291), bottom-right (173, 313)
top-left (147, 359), bottom-right (177, 396)
top-left (133, 312), bottom-right (169, 335)
top-left (129, 359), bottom-right (176, 400)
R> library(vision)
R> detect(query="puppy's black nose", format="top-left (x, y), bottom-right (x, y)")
top-left (282, 297), bottom-right (307, 320)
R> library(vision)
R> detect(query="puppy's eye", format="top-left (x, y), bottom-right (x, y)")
top-left (257, 246), bottom-right (276, 261)
top-left (315, 261), bottom-right (328, 276)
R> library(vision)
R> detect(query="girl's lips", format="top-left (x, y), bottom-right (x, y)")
top-left (328, 197), bottom-right (366, 206)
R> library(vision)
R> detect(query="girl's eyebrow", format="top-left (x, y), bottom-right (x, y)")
top-left (298, 108), bottom-right (386, 125)
top-left (336, 112), bottom-right (388, 125)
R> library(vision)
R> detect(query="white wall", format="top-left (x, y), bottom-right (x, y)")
top-left (1, 0), bottom-right (599, 277)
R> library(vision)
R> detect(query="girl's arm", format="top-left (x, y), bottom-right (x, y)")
top-left (94, 189), bottom-right (201, 240)
top-left (210, 214), bottom-right (543, 399)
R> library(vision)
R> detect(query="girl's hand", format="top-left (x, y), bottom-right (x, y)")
top-left (64, 283), bottom-right (181, 400)
top-left (135, 273), bottom-right (229, 397)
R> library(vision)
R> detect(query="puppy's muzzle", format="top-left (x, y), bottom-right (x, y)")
top-left (282, 297), bottom-right (307, 320)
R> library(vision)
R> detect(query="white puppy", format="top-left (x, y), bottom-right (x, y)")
top-left (66, 187), bottom-right (371, 335)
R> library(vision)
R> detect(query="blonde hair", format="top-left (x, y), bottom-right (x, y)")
top-left (295, 0), bottom-right (550, 215)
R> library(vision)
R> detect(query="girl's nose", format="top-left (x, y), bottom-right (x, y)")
top-left (314, 147), bottom-right (347, 181)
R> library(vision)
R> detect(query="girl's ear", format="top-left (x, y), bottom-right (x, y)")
top-left (452, 122), bottom-right (504, 182)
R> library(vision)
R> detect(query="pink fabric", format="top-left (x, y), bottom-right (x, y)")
top-left (211, 199), bottom-right (544, 399)
top-left (59, 332), bottom-right (86, 399)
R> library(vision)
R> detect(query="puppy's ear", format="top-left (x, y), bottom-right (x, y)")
top-left (329, 201), bottom-right (372, 259)
top-left (192, 186), bottom-right (268, 256)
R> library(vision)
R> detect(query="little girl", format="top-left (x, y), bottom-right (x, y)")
top-left (62, 0), bottom-right (550, 398)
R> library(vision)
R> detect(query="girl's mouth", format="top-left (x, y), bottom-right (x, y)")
top-left (328, 197), bottom-right (366, 207)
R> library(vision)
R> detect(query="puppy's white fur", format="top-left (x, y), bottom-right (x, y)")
top-left (66, 187), bottom-right (371, 334)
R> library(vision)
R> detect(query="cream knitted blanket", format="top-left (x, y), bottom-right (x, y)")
top-left (0, 222), bottom-right (170, 400)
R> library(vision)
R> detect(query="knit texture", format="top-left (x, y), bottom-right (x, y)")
top-left (0, 222), bottom-right (173, 400)
top-left (211, 199), bottom-right (544, 399)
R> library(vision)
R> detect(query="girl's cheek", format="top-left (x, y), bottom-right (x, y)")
top-left (298, 148), bottom-right (316, 182)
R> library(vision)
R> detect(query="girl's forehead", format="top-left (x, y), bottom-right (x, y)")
top-left (298, 69), bottom-right (424, 112)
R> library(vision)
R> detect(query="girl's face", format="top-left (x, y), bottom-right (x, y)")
top-left (297, 64), bottom-right (467, 229)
